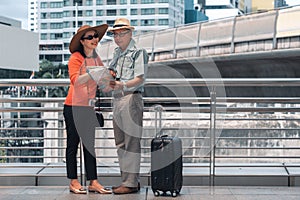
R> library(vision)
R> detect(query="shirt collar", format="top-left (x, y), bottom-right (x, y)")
top-left (117, 39), bottom-right (136, 56)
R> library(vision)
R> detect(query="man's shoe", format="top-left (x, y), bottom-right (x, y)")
top-left (88, 185), bottom-right (112, 194)
top-left (113, 182), bottom-right (140, 191)
top-left (112, 185), bottom-right (139, 194)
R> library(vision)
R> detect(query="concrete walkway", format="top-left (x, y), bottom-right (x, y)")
top-left (0, 186), bottom-right (300, 200)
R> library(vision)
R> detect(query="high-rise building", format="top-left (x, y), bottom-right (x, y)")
top-left (239, 0), bottom-right (287, 14)
top-left (0, 16), bottom-right (21, 28)
top-left (205, 0), bottom-right (240, 21)
top-left (31, 0), bottom-right (184, 65)
top-left (28, 0), bottom-right (38, 32)
top-left (185, 0), bottom-right (208, 24)
top-left (185, 0), bottom-right (241, 22)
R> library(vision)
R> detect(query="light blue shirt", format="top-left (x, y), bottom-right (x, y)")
top-left (109, 39), bottom-right (149, 92)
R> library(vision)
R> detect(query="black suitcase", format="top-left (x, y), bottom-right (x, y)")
top-left (150, 105), bottom-right (183, 197)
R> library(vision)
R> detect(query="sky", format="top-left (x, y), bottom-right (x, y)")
top-left (0, 0), bottom-right (300, 30)
top-left (0, 0), bottom-right (28, 29)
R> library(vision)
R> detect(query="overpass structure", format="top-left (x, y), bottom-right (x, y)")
top-left (98, 6), bottom-right (300, 97)
top-left (2, 5), bottom-right (300, 192)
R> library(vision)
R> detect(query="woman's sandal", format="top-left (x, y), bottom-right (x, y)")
top-left (88, 185), bottom-right (112, 194)
top-left (69, 184), bottom-right (87, 194)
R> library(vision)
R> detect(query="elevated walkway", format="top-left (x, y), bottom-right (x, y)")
top-left (1, 163), bottom-right (300, 187)
top-left (1, 186), bottom-right (300, 200)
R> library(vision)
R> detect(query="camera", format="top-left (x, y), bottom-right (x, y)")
top-left (194, 4), bottom-right (202, 11)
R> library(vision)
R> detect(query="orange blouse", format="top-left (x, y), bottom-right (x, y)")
top-left (64, 52), bottom-right (104, 106)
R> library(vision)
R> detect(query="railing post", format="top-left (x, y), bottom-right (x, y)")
top-left (196, 23), bottom-right (201, 57)
top-left (273, 9), bottom-right (279, 50)
top-left (173, 28), bottom-right (178, 59)
top-left (230, 16), bottom-right (237, 54)
top-left (151, 32), bottom-right (156, 61)
top-left (209, 85), bottom-right (217, 186)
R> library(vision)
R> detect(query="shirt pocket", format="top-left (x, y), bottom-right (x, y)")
top-left (122, 56), bottom-right (134, 74)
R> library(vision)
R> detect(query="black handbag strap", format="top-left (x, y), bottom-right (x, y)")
top-left (95, 87), bottom-right (101, 112)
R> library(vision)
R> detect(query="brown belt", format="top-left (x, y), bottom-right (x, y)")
top-left (113, 91), bottom-right (141, 98)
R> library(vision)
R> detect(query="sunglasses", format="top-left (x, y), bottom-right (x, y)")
top-left (112, 30), bottom-right (131, 38)
top-left (81, 33), bottom-right (99, 40)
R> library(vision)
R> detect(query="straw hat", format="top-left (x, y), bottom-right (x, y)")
top-left (69, 24), bottom-right (108, 53)
top-left (108, 18), bottom-right (135, 32)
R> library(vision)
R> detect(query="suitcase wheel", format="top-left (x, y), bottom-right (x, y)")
top-left (154, 190), bottom-right (160, 196)
top-left (171, 190), bottom-right (177, 197)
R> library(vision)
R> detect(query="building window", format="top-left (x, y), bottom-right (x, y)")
top-left (63, 0), bottom-right (70, 6)
top-left (86, 10), bottom-right (93, 16)
top-left (130, 0), bottom-right (137, 4)
top-left (63, 22), bottom-right (70, 28)
top-left (64, 43), bottom-right (70, 50)
top-left (131, 9), bottom-right (138, 15)
top-left (159, 19), bottom-right (168, 25)
top-left (96, 20), bottom-right (103, 25)
top-left (41, 13), bottom-right (47, 19)
top-left (86, 21), bottom-right (93, 26)
top-left (159, 0), bottom-right (169, 2)
top-left (40, 2), bottom-right (47, 8)
top-left (141, 8), bottom-right (155, 15)
top-left (96, 0), bottom-right (103, 5)
top-left (41, 23), bottom-right (47, 29)
top-left (120, 0), bottom-right (127, 4)
top-left (41, 33), bottom-right (47, 40)
top-left (107, 0), bottom-right (116, 5)
top-left (96, 10), bottom-right (103, 16)
top-left (73, 0), bottom-right (82, 6)
top-left (73, 10), bottom-right (83, 17)
top-left (50, 2), bottom-right (63, 8)
top-left (73, 21), bottom-right (83, 28)
top-left (50, 12), bottom-right (63, 19)
top-left (63, 32), bottom-right (70, 39)
top-left (86, 0), bottom-right (93, 6)
top-left (141, 19), bottom-right (155, 26)
top-left (50, 33), bottom-right (63, 40)
top-left (131, 20), bottom-right (137, 26)
top-left (107, 10), bottom-right (117, 16)
top-left (107, 20), bottom-right (115, 27)
top-left (50, 23), bottom-right (63, 29)
top-left (159, 8), bottom-right (168, 14)
top-left (141, 0), bottom-right (154, 3)
top-left (64, 54), bottom-right (71, 61)
top-left (63, 11), bottom-right (71, 17)
top-left (120, 9), bottom-right (127, 15)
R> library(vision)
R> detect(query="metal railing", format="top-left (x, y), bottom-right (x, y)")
top-left (1, 78), bottom-right (300, 186)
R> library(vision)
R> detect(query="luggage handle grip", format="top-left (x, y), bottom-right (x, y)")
top-left (154, 105), bottom-right (163, 137)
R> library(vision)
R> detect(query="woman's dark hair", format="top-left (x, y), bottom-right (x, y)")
top-left (78, 48), bottom-right (98, 58)
top-left (76, 31), bottom-right (98, 58)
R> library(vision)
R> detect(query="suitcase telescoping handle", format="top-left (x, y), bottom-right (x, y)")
top-left (154, 104), bottom-right (164, 138)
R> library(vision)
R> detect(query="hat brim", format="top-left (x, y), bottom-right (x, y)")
top-left (107, 26), bottom-right (135, 32)
top-left (69, 24), bottom-right (108, 53)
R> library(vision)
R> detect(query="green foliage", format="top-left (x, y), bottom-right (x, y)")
top-left (35, 59), bottom-right (68, 79)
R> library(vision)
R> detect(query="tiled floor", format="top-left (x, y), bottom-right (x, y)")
top-left (0, 186), bottom-right (300, 200)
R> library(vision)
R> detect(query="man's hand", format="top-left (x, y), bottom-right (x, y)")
top-left (109, 80), bottom-right (123, 91)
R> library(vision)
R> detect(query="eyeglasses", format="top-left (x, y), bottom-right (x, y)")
top-left (112, 30), bottom-right (130, 38)
top-left (81, 33), bottom-right (99, 40)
